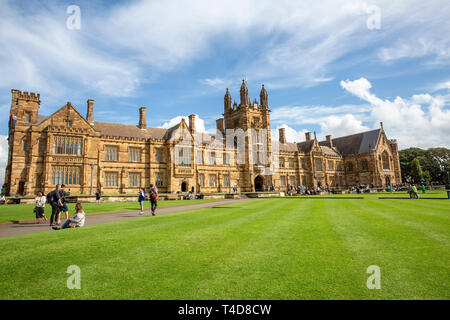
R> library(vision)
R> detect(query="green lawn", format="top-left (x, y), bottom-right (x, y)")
top-left (0, 199), bottom-right (224, 223)
top-left (0, 197), bottom-right (449, 299)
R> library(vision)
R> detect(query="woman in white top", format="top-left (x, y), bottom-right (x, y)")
top-left (53, 202), bottom-right (85, 230)
top-left (34, 192), bottom-right (48, 224)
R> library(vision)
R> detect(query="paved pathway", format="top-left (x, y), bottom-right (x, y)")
top-left (0, 199), bottom-right (252, 239)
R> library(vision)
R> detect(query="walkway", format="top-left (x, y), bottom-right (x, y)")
top-left (0, 199), bottom-right (252, 238)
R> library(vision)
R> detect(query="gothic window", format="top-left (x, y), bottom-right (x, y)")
top-left (347, 162), bottom-right (354, 172)
top-left (25, 112), bottom-right (31, 123)
top-left (382, 151), bottom-right (390, 170)
top-left (362, 160), bottom-right (369, 171)
top-left (104, 172), bottom-right (118, 187)
top-left (155, 149), bottom-right (164, 162)
top-left (209, 174), bottom-right (216, 187)
top-left (280, 176), bottom-right (286, 186)
top-left (280, 158), bottom-right (285, 168)
top-left (209, 152), bottom-right (216, 165)
top-left (53, 136), bottom-right (82, 156)
top-left (129, 148), bottom-right (141, 162)
top-left (176, 147), bottom-right (191, 166)
top-left (198, 174), bottom-right (204, 187)
top-left (223, 174), bottom-right (230, 187)
top-left (197, 150), bottom-right (203, 164)
top-left (129, 173), bottom-right (141, 187)
top-left (328, 160), bottom-right (334, 170)
top-left (38, 140), bottom-right (44, 153)
top-left (315, 159), bottom-right (323, 171)
top-left (155, 173), bottom-right (164, 187)
top-left (289, 159), bottom-right (294, 169)
top-left (51, 166), bottom-right (80, 185)
top-left (105, 146), bottom-right (118, 161)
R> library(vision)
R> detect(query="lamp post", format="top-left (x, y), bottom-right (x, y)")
top-left (90, 163), bottom-right (95, 196)
top-left (228, 170), bottom-right (231, 194)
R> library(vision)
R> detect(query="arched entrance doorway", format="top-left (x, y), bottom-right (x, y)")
top-left (181, 181), bottom-right (188, 192)
top-left (254, 176), bottom-right (264, 191)
top-left (385, 176), bottom-right (391, 187)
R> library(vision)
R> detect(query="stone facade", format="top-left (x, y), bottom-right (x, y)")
top-left (3, 82), bottom-right (401, 196)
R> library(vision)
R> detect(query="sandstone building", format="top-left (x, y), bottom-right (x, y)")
top-left (3, 81), bottom-right (401, 196)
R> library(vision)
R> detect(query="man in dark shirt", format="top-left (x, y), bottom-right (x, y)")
top-left (49, 184), bottom-right (63, 226)
top-left (149, 184), bottom-right (158, 216)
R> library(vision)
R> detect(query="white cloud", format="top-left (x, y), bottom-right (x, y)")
top-left (320, 114), bottom-right (370, 137)
top-left (341, 78), bottom-right (450, 148)
top-left (433, 80), bottom-right (450, 92)
top-left (199, 78), bottom-right (233, 90)
top-left (0, 135), bottom-right (8, 187)
top-left (161, 114), bottom-right (206, 132)
top-left (2, 0), bottom-right (448, 101)
top-left (271, 124), bottom-right (307, 143)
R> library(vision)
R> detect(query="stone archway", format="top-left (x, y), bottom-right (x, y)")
top-left (181, 181), bottom-right (188, 192)
top-left (385, 176), bottom-right (391, 187)
top-left (254, 176), bottom-right (264, 192)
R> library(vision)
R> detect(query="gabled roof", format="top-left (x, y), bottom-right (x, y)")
top-left (320, 129), bottom-right (381, 156)
top-left (93, 121), bottom-right (167, 140)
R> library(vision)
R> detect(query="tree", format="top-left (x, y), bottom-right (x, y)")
top-left (399, 147), bottom-right (450, 184)
top-left (423, 170), bottom-right (431, 185)
top-left (409, 158), bottom-right (423, 184)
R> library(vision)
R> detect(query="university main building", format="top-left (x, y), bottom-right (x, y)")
top-left (3, 81), bottom-right (401, 196)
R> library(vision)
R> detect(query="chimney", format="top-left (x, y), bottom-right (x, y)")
top-left (139, 107), bottom-right (146, 129)
top-left (326, 135), bottom-right (333, 148)
top-left (305, 132), bottom-right (312, 141)
top-left (86, 99), bottom-right (94, 124)
top-left (188, 114), bottom-right (196, 133)
top-left (216, 118), bottom-right (224, 133)
top-left (279, 128), bottom-right (286, 144)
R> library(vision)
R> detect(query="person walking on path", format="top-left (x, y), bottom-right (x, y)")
top-left (95, 189), bottom-right (101, 204)
top-left (34, 192), bottom-right (48, 224)
top-left (138, 188), bottom-right (146, 215)
top-left (48, 185), bottom-right (63, 226)
top-left (149, 184), bottom-right (158, 216)
top-left (52, 202), bottom-right (85, 230)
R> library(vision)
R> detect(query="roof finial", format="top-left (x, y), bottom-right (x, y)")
top-left (380, 121), bottom-right (384, 130)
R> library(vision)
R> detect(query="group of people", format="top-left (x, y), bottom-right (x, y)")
top-left (33, 184), bottom-right (85, 230)
top-left (138, 184), bottom-right (158, 215)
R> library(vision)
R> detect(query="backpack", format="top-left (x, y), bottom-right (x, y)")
top-left (150, 189), bottom-right (157, 200)
top-left (46, 191), bottom-right (54, 203)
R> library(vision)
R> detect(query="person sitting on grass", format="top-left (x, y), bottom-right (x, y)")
top-left (34, 192), bottom-right (48, 224)
top-left (52, 202), bottom-right (85, 230)
top-left (0, 194), bottom-right (5, 204)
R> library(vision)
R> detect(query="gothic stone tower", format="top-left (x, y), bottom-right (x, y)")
top-left (221, 80), bottom-right (272, 191)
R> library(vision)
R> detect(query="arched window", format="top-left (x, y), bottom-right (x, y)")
top-left (382, 151), bottom-right (390, 170)
top-left (347, 162), bottom-right (354, 172)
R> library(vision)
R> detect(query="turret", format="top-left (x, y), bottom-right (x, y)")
top-left (240, 79), bottom-right (250, 107)
top-left (260, 84), bottom-right (268, 109)
top-left (224, 88), bottom-right (232, 112)
top-left (10, 89), bottom-right (41, 124)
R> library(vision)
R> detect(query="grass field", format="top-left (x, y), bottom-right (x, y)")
top-left (0, 196), bottom-right (448, 299)
top-left (0, 199), bottom-right (224, 223)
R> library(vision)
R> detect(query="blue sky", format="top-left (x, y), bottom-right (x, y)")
top-left (0, 0), bottom-right (449, 160)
